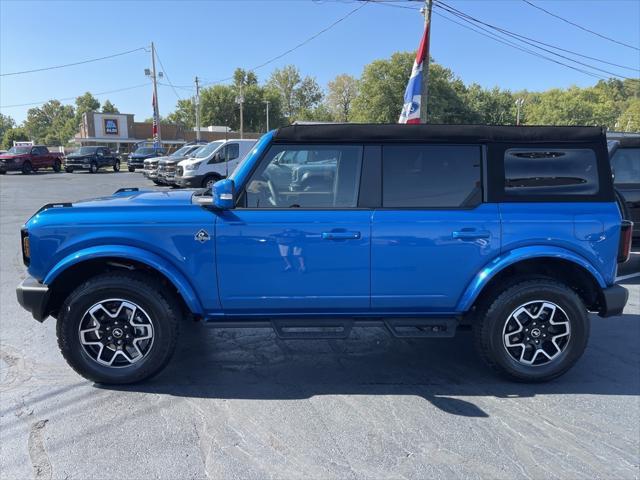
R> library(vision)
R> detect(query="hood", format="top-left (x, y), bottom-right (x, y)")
top-left (145, 156), bottom-right (167, 164)
top-left (71, 189), bottom-right (196, 208)
top-left (159, 156), bottom-right (186, 166)
top-left (66, 153), bottom-right (93, 159)
top-left (0, 153), bottom-right (27, 160)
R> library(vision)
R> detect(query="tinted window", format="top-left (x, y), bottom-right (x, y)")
top-left (504, 148), bottom-right (598, 196)
top-left (611, 148), bottom-right (640, 184)
top-left (382, 145), bottom-right (481, 208)
top-left (245, 145), bottom-right (362, 208)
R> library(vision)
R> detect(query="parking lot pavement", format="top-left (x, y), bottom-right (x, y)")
top-left (1, 170), bottom-right (638, 480)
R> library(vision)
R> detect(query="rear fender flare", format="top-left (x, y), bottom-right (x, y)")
top-left (456, 246), bottom-right (607, 312)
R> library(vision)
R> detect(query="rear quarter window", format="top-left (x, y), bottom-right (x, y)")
top-left (504, 148), bottom-right (599, 196)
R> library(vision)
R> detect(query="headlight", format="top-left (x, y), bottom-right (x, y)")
top-left (184, 162), bottom-right (200, 171)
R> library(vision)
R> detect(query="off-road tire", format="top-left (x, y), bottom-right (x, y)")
top-left (53, 159), bottom-right (61, 172)
top-left (21, 161), bottom-right (32, 174)
top-left (57, 272), bottom-right (180, 384)
top-left (473, 278), bottom-right (589, 383)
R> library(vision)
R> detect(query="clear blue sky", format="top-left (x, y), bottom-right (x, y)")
top-left (1, 0), bottom-right (638, 124)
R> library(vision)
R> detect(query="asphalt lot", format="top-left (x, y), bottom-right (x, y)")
top-left (1, 170), bottom-right (638, 480)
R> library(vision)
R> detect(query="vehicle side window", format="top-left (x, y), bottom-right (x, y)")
top-left (504, 148), bottom-right (599, 196)
top-left (97, 148), bottom-right (105, 156)
top-left (31, 147), bottom-right (40, 155)
top-left (611, 148), bottom-right (640, 184)
top-left (243, 144), bottom-right (363, 208)
top-left (227, 143), bottom-right (240, 161)
top-left (382, 145), bottom-right (482, 208)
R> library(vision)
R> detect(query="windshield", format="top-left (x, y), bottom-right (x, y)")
top-left (169, 145), bottom-right (192, 158)
top-left (7, 146), bottom-right (31, 154)
top-left (134, 147), bottom-right (156, 155)
top-left (194, 141), bottom-right (224, 159)
top-left (76, 147), bottom-right (98, 154)
top-left (188, 146), bottom-right (205, 157)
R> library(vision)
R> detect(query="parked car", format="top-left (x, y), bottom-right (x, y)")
top-left (147, 143), bottom-right (206, 185)
top-left (127, 146), bottom-right (166, 172)
top-left (64, 146), bottom-right (120, 173)
top-left (15, 124), bottom-right (631, 385)
top-left (174, 139), bottom-right (256, 189)
top-left (609, 137), bottom-right (639, 244)
top-left (0, 145), bottom-right (63, 174)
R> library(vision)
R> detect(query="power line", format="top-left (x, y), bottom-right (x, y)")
top-left (0, 47), bottom-right (148, 77)
top-left (154, 48), bottom-right (183, 100)
top-left (0, 83), bottom-right (150, 109)
top-left (434, 1), bottom-right (637, 79)
top-left (521, 0), bottom-right (639, 52)
top-left (201, 0), bottom-right (371, 87)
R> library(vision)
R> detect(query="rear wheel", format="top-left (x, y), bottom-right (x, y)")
top-left (113, 161), bottom-right (120, 172)
top-left (473, 279), bottom-right (589, 382)
top-left (57, 272), bottom-right (180, 384)
top-left (21, 161), bottom-right (32, 175)
top-left (53, 159), bottom-right (61, 172)
top-left (65, 167), bottom-right (74, 173)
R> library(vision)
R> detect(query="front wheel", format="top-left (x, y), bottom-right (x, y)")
top-left (89, 161), bottom-right (98, 174)
top-left (113, 161), bottom-right (120, 172)
top-left (65, 167), bottom-right (74, 173)
top-left (202, 174), bottom-right (221, 190)
top-left (128, 166), bottom-right (135, 173)
top-left (53, 159), bottom-right (61, 172)
top-left (473, 279), bottom-right (589, 382)
top-left (21, 161), bottom-right (32, 174)
top-left (57, 273), bottom-right (180, 384)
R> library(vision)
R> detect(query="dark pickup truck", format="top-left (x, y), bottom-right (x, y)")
top-left (64, 146), bottom-right (120, 173)
top-left (0, 145), bottom-right (64, 174)
top-left (127, 146), bottom-right (166, 172)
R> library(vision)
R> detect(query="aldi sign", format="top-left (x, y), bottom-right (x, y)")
top-left (104, 118), bottom-right (119, 135)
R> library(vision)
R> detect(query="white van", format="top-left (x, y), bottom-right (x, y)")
top-left (173, 139), bottom-right (256, 189)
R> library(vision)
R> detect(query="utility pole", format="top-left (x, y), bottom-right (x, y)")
top-left (194, 76), bottom-right (201, 141)
top-left (515, 98), bottom-right (525, 126)
top-left (150, 42), bottom-right (161, 146)
top-left (419, 0), bottom-right (433, 124)
top-left (235, 87), bottom-right (244, 139)
top-left (263, 100), bottom-right (270, 132)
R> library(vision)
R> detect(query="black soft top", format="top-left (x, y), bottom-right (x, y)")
top-left (274, 123), bottom-right (606, 144)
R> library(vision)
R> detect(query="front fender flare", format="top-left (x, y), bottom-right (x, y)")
top-left (456, 246), bottom-right (607, 312)
top-left (43, 245), bottom-right (203, 315)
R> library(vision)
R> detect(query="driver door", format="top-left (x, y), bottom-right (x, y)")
top-left (215, 144), bottom-right (371, 314)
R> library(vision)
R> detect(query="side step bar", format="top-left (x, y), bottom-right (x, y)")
top-left (202, 317), bottom-right (459, 339)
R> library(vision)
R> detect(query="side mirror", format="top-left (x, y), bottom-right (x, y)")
top-left (212, 178), bottom-right (235, 209)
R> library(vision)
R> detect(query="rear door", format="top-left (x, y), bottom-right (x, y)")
top-left (371, 144), bottom-right (500, 313)
top-left (215, 143), bottom-right (371, 314)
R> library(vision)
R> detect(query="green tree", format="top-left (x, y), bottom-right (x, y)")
top-left (166, 98), bottom-right (196, 129)
top-left (0, 113), bottom-right (16, 142)
top-left (23, 100), bottom-right (75, 145)
top-left (101, 100), bottom-right (119, 113)
top-left (267, 65), bottom-right (323, 122)
top-left (74, 92), bottom-right (100, 125)
top-left (327, 74), bottom-right (359, 122)
top-left (2, 127), bottom-right (29, 150)
top-left (616, 98), bottom-right (640, 132)
top-left (463, 85), bottom-right (515, 125)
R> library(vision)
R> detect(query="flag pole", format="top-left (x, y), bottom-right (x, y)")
top-left (419, 0), bottom-right (433, 124)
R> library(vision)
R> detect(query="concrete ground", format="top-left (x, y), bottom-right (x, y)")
top-left (1, 170), bottom-right (638, 480)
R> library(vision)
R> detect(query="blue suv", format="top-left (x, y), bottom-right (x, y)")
top-left (16, 124), bottom-right (632, 384)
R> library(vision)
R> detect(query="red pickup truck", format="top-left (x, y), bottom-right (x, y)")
top-left (0, 145), bottom-right (64, 174)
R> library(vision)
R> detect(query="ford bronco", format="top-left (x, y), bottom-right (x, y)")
top-left (16, 124), bottom-right (632, 384)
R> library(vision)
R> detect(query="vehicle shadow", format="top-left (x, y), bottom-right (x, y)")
top-left (104, 312), bottom-right (640, 417)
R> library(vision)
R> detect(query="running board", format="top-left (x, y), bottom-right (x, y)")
top-left (384, 318), bottom-right (458, 338)
top-left (202, 317), bottom-right (459, 339)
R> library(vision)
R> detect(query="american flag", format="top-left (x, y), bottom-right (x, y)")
top-left (399, 22), bottom-right (430, 124)
top-left (152, 91), bottom-right (159, 147)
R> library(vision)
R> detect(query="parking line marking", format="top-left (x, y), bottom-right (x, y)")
top-left (616, 272), bottom-right (640, 282)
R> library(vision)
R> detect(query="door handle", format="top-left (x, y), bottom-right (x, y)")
top-left (452, 230), bottom-right (491, 240)
top-left (322, 231), bottom-right (361, 240)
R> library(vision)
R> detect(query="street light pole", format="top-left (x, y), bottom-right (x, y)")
top-left (150, 42), bottom-right (161, 146)
top-left (263, 100), bottom-right (270, 132)
top-left (515, 98), bottom-right (525, 126)
top-left (194, 76), bottom-right (201, 141)
top-left (419, 0), bottom-right (433, 124)
top-left (236, 88), bottom-right (244, 139)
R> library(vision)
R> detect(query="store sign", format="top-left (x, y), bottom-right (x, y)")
top-left (104, 118), bottom-right (119, 135)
